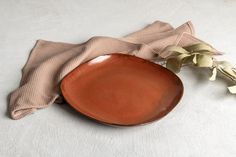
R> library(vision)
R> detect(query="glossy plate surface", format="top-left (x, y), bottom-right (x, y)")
top-left (61, 54), bottom-right (183, 126)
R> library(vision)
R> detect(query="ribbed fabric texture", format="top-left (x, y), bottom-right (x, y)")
top-left (9, 21), bottom-right (219, 120)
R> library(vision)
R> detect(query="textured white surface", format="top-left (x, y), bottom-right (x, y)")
top-left (0, 0), bottom-right (236, 157)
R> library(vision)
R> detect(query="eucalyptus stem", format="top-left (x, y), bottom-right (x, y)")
top-left (161, 43), bottom-right (236, 94)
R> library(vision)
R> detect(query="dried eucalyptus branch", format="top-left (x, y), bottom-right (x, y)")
top-left (161, 43), bottom-right (236, 94)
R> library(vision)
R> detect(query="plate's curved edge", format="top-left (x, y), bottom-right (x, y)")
top-left (60, 53), bottom-right (184, 126)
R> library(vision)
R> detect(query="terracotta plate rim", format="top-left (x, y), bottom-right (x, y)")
top-left (60, 53), bottom-right (184, 126)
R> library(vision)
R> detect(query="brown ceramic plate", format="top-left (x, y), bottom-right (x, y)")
top-left (61, 54), bottom-right (183, 126)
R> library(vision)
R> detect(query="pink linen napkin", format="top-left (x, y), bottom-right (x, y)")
top-left (9, 20), bottom-right (219, 120)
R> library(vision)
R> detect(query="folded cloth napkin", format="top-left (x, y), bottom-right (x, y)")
top-left (9, 20), bottom-right (219, 120)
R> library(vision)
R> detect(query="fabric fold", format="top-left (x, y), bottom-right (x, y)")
top-left (9, 20), bottom-right (219, 120)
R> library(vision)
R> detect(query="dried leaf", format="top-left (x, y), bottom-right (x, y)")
top-left (166, 53), bottom-right (189, 72)
top-left (228, 85), bottom-right (236, 94)
top-left (163, 43), bottom-right (236, 95)
top-left (182, 55), bottom-right (194, 64)
top-left (217, 61), bottom-right (233, 68)
top-left (217, 65), bottom-right (236, 80)
top-left (223, 68), bottom-right (236, 78)
top-left (184, 43), bottom-right (213, 52)
top-left (192, 54), bottom-right (197, 64)
top-left (166, 58), bottom-right (182, 73)
top-left (195, 54), bottom-right (213, 67)
top-left (160, 45), bottom-right (189, 58)
top-left (209, 68), bottom-right (217, 81)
